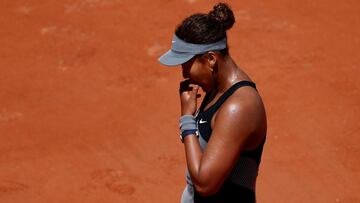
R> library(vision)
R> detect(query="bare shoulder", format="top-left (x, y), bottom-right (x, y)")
top-left (217, 85), bottom-right (265, 123)
top-left (213, 85), bottom-right (266, 147)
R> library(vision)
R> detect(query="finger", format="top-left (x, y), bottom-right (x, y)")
top-left (191, 84), bottom-right (199, 94)
top-left (179, 79), bottom-right (191, 93)
top-left (180, 79), bottom-right (190, 85)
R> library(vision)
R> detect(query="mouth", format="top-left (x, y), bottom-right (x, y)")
top-left (191, 81), bottom-right (203, 91)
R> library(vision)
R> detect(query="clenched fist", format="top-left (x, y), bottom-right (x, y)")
top-left (179, 80), bottom-right (201, 116)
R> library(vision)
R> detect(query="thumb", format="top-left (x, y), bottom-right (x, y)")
top-left (192, 85), bottom-right (199, 95)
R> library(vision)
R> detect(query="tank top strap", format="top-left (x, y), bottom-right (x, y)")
top-left (198, 92), bottom-right (211, 113)
top-left (209, 80), bottom-right (257, 113)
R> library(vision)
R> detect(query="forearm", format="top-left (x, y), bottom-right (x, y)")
top-left (183, 134), bottom-right (203, 187)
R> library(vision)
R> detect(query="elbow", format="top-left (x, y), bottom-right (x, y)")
top-left (193, 175), bottom-right (222, 197)
top-left (194, 183), bottom-right (221, 196)
top-left (191, 165), bottom-right (226, 196)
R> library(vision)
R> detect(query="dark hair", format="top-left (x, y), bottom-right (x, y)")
top-left (175, 3), bottom-right (235, 55)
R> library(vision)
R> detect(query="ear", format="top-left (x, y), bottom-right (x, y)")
top-left (205, 51), bottom-right (217, 70)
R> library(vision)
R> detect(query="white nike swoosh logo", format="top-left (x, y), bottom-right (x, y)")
top-left (199, 119), bottom-right (207, 124)
top-left (172, 40), bottom-right (176, 43)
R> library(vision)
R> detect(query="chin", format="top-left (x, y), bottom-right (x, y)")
top-left (201, 85), bottom-right (212, 93)
top-left (189, 79), bottom-right (197, 84)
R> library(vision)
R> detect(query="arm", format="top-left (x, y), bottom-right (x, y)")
top-left (180, 81), bottom-right (257, 196)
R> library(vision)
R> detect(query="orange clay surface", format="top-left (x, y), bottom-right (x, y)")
top-left (0, 0), bottom-right (359, 202)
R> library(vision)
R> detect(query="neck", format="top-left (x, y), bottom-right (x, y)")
top-left (214, 55), bottom-right (248, 93)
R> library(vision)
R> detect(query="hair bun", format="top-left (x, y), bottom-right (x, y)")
top-left (208, 3), bottom-right (235, 31)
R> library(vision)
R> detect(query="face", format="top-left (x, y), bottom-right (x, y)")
top-left (181, 54), bottom-right (215, 92)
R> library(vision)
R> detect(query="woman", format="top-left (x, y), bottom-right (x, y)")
top-left (159, 3), bottom-right (267, 203)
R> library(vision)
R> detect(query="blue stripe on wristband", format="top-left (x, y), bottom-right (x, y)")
top-left (181, 129), bottom-right (197, 139)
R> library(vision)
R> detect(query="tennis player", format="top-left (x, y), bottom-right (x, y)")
top-left (159, 3), bottom-right (267, 203)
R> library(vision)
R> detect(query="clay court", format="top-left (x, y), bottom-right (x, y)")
top-left (1, 0), bottom-right (359, 202)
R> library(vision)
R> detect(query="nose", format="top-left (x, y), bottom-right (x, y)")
top-left (182, 71), bottom-right (188, 79)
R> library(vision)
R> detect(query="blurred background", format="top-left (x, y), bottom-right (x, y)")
top-left (0, 0), bottom-right (359, 202)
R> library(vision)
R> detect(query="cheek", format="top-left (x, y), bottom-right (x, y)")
top-left (191, 65), bottom-right (211, 83)
top-left (189, 65), bottom-right (202, 78)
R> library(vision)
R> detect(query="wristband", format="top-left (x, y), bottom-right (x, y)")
top-left (179, 115), bottom-right (198, 143)
top-left (179, 115), bottom-right (197, 133)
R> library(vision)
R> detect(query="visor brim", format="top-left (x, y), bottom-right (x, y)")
top-left (158, 50), bottom-right (194, 67)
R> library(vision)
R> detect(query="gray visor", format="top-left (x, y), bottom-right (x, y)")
top-left (159, 35), bottom-right (227, 66)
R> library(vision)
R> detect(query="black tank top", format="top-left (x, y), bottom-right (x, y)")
top-left (195, 80), bottom-right (266, 165)
top-left (193, 81), bottom-right (266, 202)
